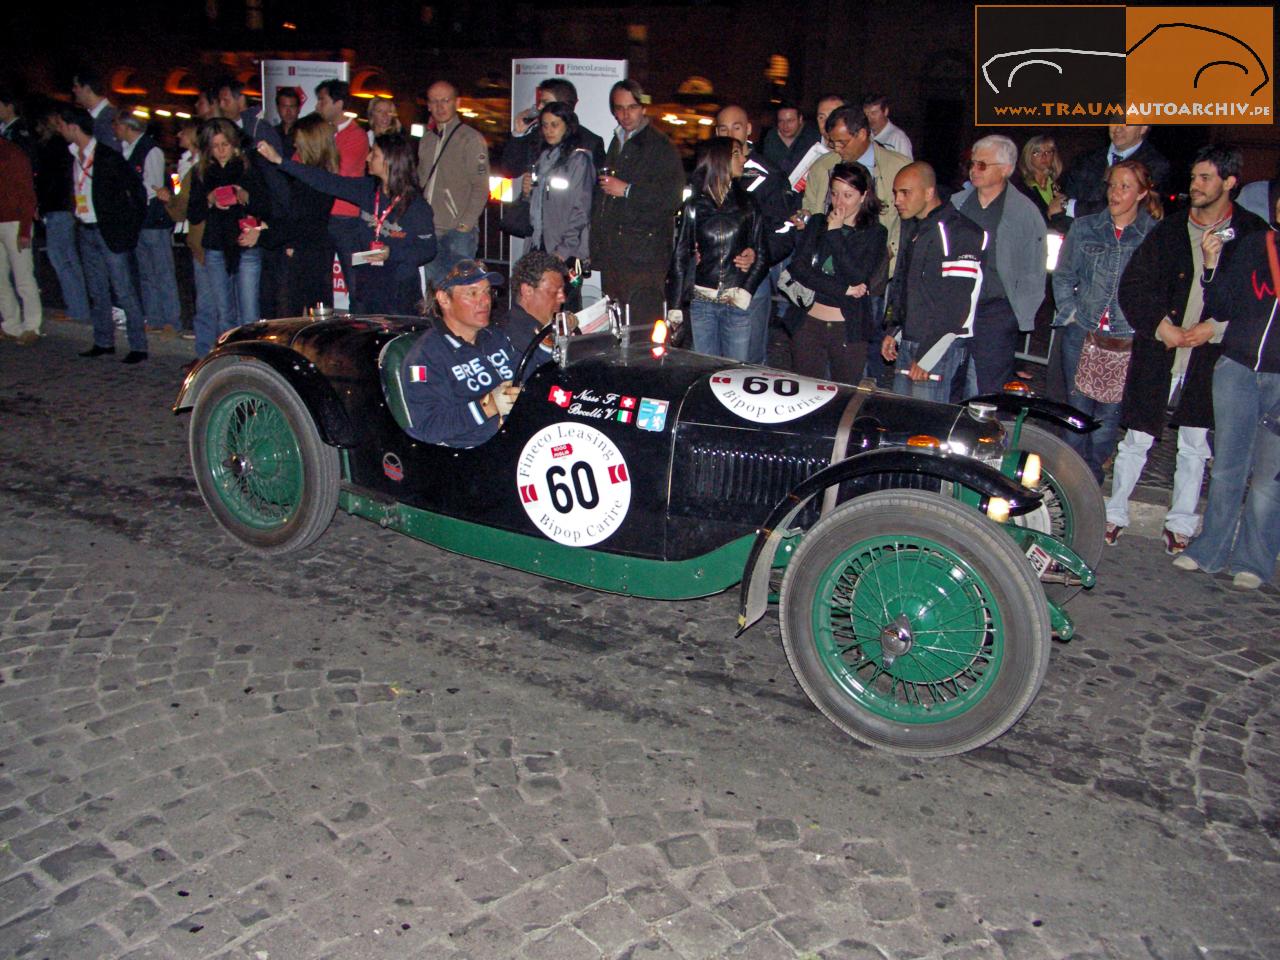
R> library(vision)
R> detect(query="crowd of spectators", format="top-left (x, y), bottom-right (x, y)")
top-left (0, 70), bottom-right (1276, 586)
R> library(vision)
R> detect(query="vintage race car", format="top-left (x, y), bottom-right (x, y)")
top-left (175, 306), bottom-right (1103, 757)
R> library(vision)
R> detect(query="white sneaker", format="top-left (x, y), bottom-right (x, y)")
top-left (1232, 571), bottom-right (1263, 590)
top-left (1172, 555), bottom-right (1199, 572)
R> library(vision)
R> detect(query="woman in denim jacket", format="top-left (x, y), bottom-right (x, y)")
top-left (1052, 160), bottom-right (1163, 482)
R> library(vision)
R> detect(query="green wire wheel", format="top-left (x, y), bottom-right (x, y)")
top-left (780, 490), bottom-right (1051, 757)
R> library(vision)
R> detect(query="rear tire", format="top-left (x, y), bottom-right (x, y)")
top-left (780, 490), bottom-right (1051, 757)
top-left (190, 362), bottom-right (339, 554)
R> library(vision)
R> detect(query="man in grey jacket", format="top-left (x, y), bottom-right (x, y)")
top-left (950, 135), bottom-right (1046, 394)
top-left (419, 81), bottom-right (490, 286)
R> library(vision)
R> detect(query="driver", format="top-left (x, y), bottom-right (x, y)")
top-left (401, 260), bottom-right (521, 447)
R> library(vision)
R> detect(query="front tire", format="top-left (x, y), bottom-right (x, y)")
top-left (780, 490), bottom-right (1052, 757)
top-left (190, 361), bottom-right (340, 553)
top-left (1012, 422), bottom-right (1105, 604)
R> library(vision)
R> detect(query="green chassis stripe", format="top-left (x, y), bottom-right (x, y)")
top-left (339, 490), bottom-right (755, 600)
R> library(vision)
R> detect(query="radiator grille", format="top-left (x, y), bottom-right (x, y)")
top-left (686, 444), bottom-right (829, 507)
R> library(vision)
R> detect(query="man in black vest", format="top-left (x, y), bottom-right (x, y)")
top-left (114, 107), bottom-right (179, 334)
top-left (58, 105), bottom-right (148, 362)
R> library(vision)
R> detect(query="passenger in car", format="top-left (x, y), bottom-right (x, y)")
top-left (504, 249), bottom-right (569, 375)
top-left (400, 260), bottom-right (521, 447)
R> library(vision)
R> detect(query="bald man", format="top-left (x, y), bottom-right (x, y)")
top-left (419, 80), bottom-right (490, 285)
top-left (715, 103), bottom-right (798, 364)
top-left (882, 163), bottom-right (987, 403)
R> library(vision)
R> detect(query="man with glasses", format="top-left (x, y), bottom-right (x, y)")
top-left (401, 260), bottom-right (520, 447)
top-left (949, 135), bottom-right (1046, 394)
top-left (590, 79), bottom-right (684, 326)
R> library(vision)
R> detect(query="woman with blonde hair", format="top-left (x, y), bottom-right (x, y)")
top-left (367, 98), bottom-right (401, 145)
top-left (1014, 134), bottom-right (1068, 229)
top-left (185, 118), bottom-right (271, 331)
top-left (1052, 159), bottom-right (1163, 485)
top-left (281, 114), bottom-right (340, 313)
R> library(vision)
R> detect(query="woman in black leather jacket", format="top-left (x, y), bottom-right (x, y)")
top-left (783, 162), bottom-right (888, 382)
top-left (666, 137), bottom-right (767, 360)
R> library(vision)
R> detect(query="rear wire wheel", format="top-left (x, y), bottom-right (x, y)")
top-left (190, 362), bottom-right (340, 553)
top-left (780, 490), bottom-right (1051, 757)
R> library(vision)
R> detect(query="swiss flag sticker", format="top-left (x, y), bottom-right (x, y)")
top-left (548, 385), bottom-right (573, 407)
top-left (520, 484), bottom-right (538, 503)
top-left (620, 396), bottom-right (637, 409)
top-left (608, 464), bottom-right (629, 484)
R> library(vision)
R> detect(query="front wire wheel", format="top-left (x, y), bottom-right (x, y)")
top-left (780, 490), bottom-right (1051, 757)
top-left (1012, 422), bottom-right (1105, 605)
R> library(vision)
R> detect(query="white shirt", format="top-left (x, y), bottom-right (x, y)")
top-left (70, 139), bottom-right (98, 224)
top-left (121, 137), bottom-right (165, 201)
top-left (873, 120), bottom-right (913, 160)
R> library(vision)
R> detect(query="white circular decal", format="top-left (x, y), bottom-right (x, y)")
top-left (516, 422), bottom-right (632, 546)
top-left (708, 369), bottom-right (839, 423)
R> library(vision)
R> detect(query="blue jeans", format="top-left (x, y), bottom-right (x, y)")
top-left (191, 255), bottom-right (219, 357)
top-left (205, 248), bottom-right (262, 334)
top-left (79, 225), bottom-right (147, 352)
top-left (135, 228), bottom-right (180, 330)
top-left (892, 337), bottom-right (969, 404)
top-left (1183, 357), bottom-right (1280, 582)
top-left (423, 227), bottom-right (478, 287)
top-left (691, 300), bottom-right (753, 361)
top-left (1059, 322), bottom-right (1124, 484)
top-left (746, 275), bottom-right (773, 365)
top-left (44, 212), bottom-right (90, 322)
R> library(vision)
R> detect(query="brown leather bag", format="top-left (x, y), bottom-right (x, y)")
top-left (1074, 328), bottom-right (1132, 404)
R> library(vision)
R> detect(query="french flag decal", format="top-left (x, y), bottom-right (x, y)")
top-left (608, 464), bottom-right (629, 484)
top-left (520, 484), bottom-right (538, 503)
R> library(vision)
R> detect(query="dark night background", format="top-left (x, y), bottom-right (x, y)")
top-left (3, 0), bottom-right (1278, 187)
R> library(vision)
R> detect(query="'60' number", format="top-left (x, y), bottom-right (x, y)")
top-left (742, 375), bottom-right (799, 396)
top-left (547, 462), bottom-right (600, 514)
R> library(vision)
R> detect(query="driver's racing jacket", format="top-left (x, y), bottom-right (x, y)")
top-left (884, 203), bottom-right (987, 371)
top-left (401, 325), bottom-right (517, 447)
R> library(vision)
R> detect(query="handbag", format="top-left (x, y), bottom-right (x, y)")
top-left (1074, 328), bottom-right (1132, 404)
top-left (777, 267), bottom-right (815, 308)
top-left (498, 197), bottom-right (534, 238)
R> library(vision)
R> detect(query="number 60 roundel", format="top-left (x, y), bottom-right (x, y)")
top-left (516, 422), bottom-right (633, 546)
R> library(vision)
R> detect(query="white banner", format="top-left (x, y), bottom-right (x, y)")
top-left (509, 58), bottom-right (627, 152)
top-left (259, 60), bottom-right (350, 126)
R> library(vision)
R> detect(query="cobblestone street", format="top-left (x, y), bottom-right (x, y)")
top-left (2, 322), bottom-right (1278, 959)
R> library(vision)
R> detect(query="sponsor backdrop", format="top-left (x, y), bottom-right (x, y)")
top-left (259, 60), bottom-right (350, 126)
